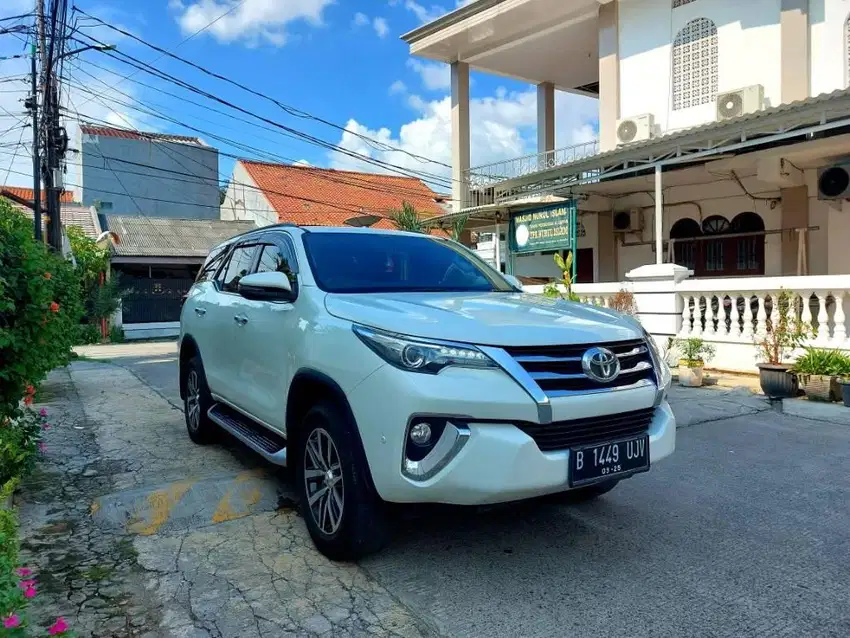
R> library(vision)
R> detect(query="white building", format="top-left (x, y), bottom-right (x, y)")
top-left (403, 0), bottom-right (850, 371)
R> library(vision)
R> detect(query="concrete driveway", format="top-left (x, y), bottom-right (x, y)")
top-left (27, 342), bottom-right (848, 637)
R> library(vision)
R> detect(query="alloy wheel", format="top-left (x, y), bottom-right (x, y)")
top-left (303, 427), bottom-right (344, 535)
top-left (186, 370), bottom-right (201, 432)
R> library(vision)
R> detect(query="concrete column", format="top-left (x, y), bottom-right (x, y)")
top-left (626, 263), bottom-right (693, 346)
top-left (598, 0), bottom-right (620, 152)
top-left (494, 221), bottom-right (501, 272)
top-left (781, 185), bottom-right (809, 275)
top-left (780, 0), bottom-right (809, 104)
top-left (655, 165), bottom-right (663, 265)
top-left (537, 82), bottom-right (555, 156)
top-left (451, 61), bottom-right (470, 212)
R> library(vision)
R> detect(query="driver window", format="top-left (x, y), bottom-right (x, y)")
top-left (218, 244), bottom-right (257, 293)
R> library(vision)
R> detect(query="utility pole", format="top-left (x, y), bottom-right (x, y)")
top-left (27, 43), bottom-right (41, 241)
top-left (42, 0), bottom-right (63, 251)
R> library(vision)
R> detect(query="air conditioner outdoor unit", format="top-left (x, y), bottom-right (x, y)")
top-left (616, 114), bottom-right (655, 146)
top-left (817, 163), bottom-right (850, 200)
top-left (716, 85), bottom-right (764, 121)
top-left (612, 209), bottom-right (645, 234)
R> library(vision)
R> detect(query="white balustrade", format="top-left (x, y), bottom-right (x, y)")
top-left (675, 276), bottom-right (850, 351)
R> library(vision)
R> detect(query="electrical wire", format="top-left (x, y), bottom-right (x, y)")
top-left (71, 6), bottom-right (452, 171)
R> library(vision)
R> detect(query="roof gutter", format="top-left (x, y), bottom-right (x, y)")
top-left (401, 0), bottom-right (508, 45)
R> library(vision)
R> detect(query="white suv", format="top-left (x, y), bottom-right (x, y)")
top-left (179, 225), bottom-right (675, 560)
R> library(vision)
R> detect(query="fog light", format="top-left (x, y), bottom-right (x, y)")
top-left (409, 422), bottom-right (432, 446)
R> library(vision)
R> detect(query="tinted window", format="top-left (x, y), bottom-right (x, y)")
top-left (218, 244), bottom-right (257, 293)
top-left (196, 245), bottom-right (227, 283)
top-left (303, 233), bottom-right (513, 294)
top-left (256, 243), bottom-right (297, 283)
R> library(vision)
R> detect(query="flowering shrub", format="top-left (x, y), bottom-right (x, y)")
top-left (0, 201), bottom-right (82, 421)
top-left (0, 408), bottom-right (48, 487)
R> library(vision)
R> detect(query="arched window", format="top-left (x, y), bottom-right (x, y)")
top-left (701, 215), bottom-right (729, 273)
top-left (731, 212), bottom-right (765, 275)
top-left (672, 18), bottom-right (719, 111)
top-left (670, 218), bottom-right (701, 271)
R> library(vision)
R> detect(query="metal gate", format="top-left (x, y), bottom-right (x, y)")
top-left (122, 277), bottom-right (194, 324)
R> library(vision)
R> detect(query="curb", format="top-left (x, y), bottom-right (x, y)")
top-left (779, 398), bottom-right (850, 425)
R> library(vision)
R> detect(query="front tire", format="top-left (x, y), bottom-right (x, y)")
top-left (183, 356), bottom-right (216, 444)
top-left (295, 401), bottom-right (388, 561)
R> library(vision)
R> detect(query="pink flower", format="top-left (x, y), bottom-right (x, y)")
top-left (48, 617), bottom-right (69, 635)
top-left (38, 442), bottom-right (46, 453)
top-left (18, 579), bottom-right (36, 589)
top-left (39, 408), bottom-right (48, 417)
top-left (42, 422), bottom-right (51, 430)
top-left (16, 567), bottom-right (32, 577)
top-left (3, 614), bottom-right (21, 629)
top-left (23, 585), bottom-right (37, 598)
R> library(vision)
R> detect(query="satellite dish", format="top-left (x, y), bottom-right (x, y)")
top-left (344, 214), bottom-right (381, 227)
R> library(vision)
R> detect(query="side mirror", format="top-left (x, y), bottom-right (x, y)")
top-left (237, 271), bottom-right (295, 302)
top-left (504, 274), bottom-right (522, 290)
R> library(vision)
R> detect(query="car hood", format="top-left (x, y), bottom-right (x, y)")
top-left (324, 291), bottom-right (642, 347)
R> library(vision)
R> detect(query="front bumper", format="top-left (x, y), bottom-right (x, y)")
top-left (347, 364), bottom-right (676, 506)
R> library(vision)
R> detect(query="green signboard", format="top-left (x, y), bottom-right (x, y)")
top-left (510, 201), bottom-right (577, 255)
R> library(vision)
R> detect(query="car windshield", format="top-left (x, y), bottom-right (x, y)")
top-left (303, 232), bottom-right (515, 294)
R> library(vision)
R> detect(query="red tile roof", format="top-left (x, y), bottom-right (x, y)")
top-left (1, 186), bottom-right (74, 203)
top-left (80, 124), bottom-right (204, 146)
top-left (240, 161), bottom-right (448, 230)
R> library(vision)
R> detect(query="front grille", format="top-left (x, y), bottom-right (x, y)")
top-left (504, 338), bottom-right (656, 397)
top-left (516, 407), bottom-right (655, 452)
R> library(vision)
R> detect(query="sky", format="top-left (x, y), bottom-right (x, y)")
top-left (0, 0), bottom-right (599, 198)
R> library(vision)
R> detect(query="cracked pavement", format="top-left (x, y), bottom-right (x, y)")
top-left (18, 342), bottom-right (850, 637)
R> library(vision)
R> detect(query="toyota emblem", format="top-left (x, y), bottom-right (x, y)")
top-left (581, 347), bottom-right (620, 383)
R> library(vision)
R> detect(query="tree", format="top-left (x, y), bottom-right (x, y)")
top-left (67, 226), bottom-right (123, 340)
top-left (450, 215), bottom-right (468, 243)
top-left (219, 180), bottom-right (229, 205)
top-left (389, 201), bottom-right (425, 233)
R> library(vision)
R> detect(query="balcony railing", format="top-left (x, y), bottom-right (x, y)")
top-left (464, 140), bottom-right (600, 190)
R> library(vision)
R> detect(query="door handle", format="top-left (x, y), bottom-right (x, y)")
top-left (233, 315), bottom-right (248, 326)
top-left (194, 308), bottom-right (206, 316)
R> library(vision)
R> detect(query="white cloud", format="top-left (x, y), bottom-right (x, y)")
top-left (327, 88), bottom-right (599, 191)
top-left (388, 80), bottom-right (408, 95)
top-left (352, 12), bottom-right (370, 27)
top-left (404, 1), bottom-right (447, 23)
top-left (293, 159), bottom-right (312, 167)
top-left (173, 0), bottom-right (333, 47)
top-left (373, 17), bottom-right (390, 38)
top-left (406, 59), bottom-right (450, 91)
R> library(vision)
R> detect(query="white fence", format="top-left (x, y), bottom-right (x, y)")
top-left (523, 274), bottom-right (850, 373)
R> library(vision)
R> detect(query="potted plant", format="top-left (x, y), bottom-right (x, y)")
top-left (673, 337), bottom-right (715, 387)
top-left (834, 356), bottom-right (850, 407)
top-left (754, 290), bottom-right (808, 398)
top-left (791, 348), bottom-right (850, 402)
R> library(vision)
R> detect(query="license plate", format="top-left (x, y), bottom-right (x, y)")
top-left (569, 436), bottom-right (650, 487)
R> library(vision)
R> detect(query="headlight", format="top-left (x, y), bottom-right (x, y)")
top-left (353, 325), bottom-right (497, 374)
top-left (643, 330), bottom-right (672, 391)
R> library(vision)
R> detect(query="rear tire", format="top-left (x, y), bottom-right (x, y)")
top-left (183, 356), bottom-right (217, 444)
top-left (295, 401), bottom-right (388, 561)
top-left (546, 479), bottom-right (620, 504)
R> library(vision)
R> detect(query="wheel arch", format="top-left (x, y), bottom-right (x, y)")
top-left (179, 335), bottom-right (201, 400)
top-left (286, 369), bottom-right (376, 489)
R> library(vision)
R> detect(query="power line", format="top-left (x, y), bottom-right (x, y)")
top-left (71, 6), bottom-right (452, 171)
top-left (60, 70), bottom-right (456, 204)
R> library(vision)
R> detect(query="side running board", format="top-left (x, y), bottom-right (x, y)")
top-left (208, 403), bottom-right (288, 467)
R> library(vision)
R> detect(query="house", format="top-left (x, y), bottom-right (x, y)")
top-left (1, 186), bottom-right (101, 241)
top-left (220, 160), bottom-right (449, 229)
top-left (403, 0), bottom-right (850, 371)
top-left (99, 215), bottom-right (256, 340)
top-left (77, 125), bottom-right (220, 220)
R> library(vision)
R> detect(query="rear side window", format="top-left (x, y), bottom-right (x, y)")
top-left (195, 245), bottom-right (227, 283)
top-left (218, 244), bottom-right (258, 293)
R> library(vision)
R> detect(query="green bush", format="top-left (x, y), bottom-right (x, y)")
top-left (0, 201), bottom-right (83, 421)
top-left (792, 348), bottom-right (850, 377)
top-left (0, 407), bottom-right (46, 486)
top-left (673, 337), bottom-right (716, 367)
top-left (74, 324), bottom-right (102, 346)
top-left (108, 325), bottom-right (125, 344)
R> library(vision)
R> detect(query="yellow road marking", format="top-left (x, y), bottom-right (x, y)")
top-left (211, 469), bottom-right (265, 524)
top-left (128, 480), bottom-right (195, 536)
